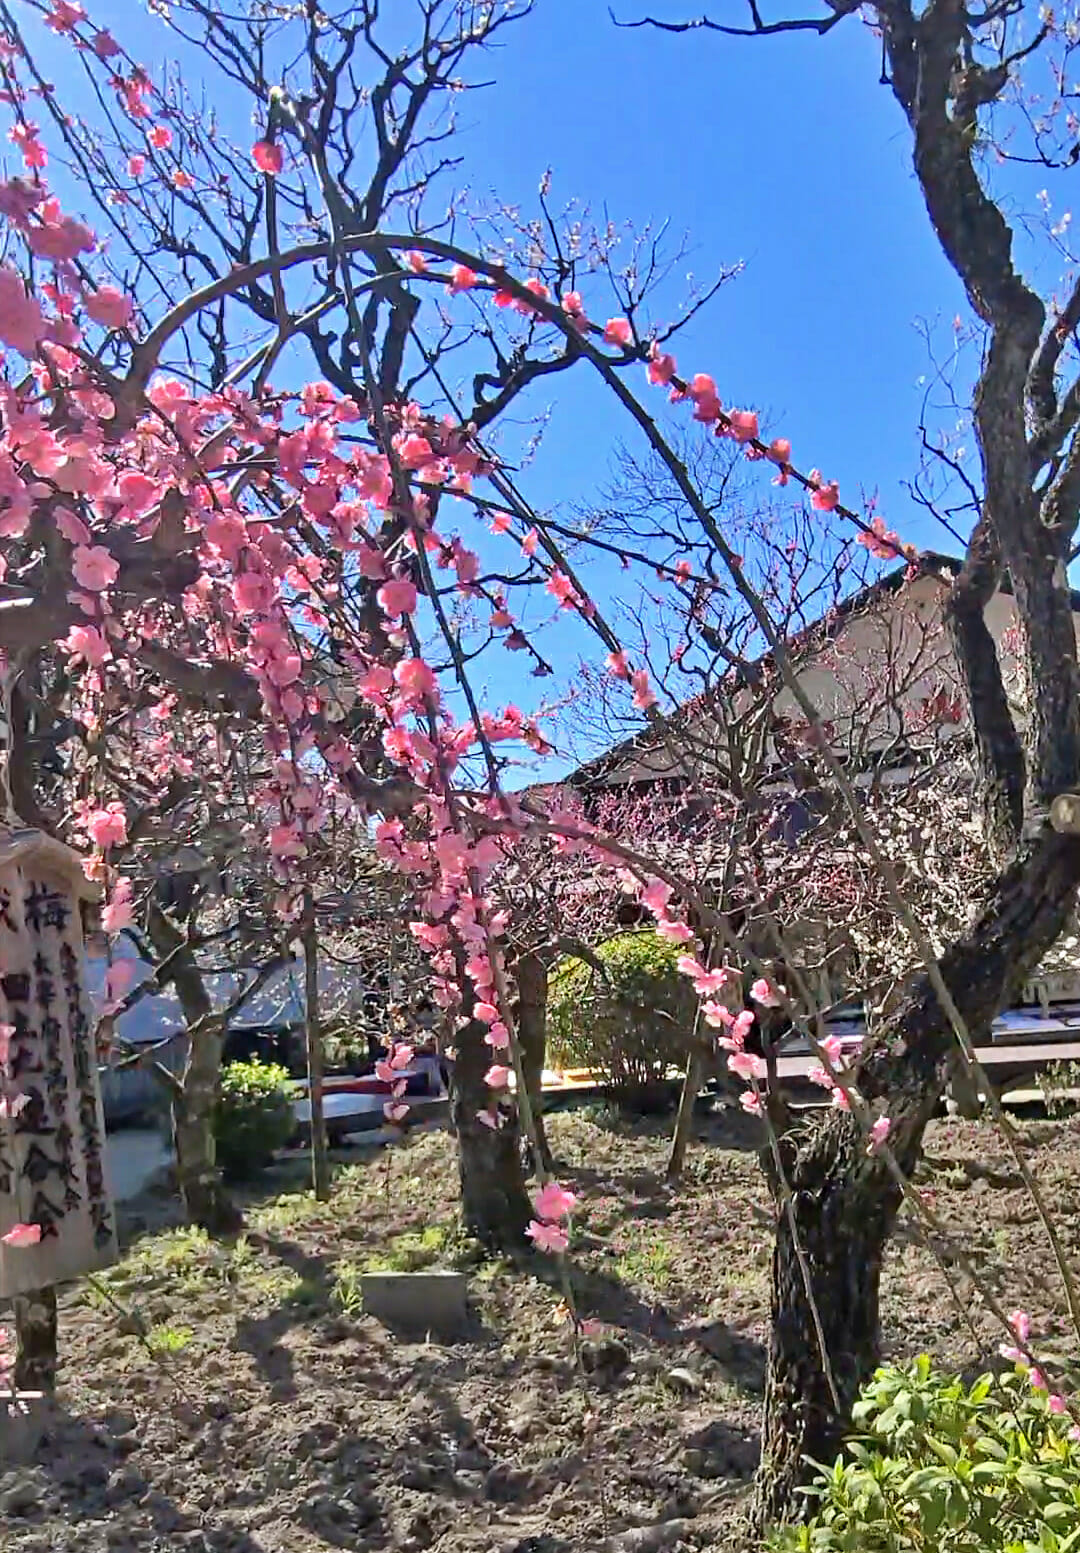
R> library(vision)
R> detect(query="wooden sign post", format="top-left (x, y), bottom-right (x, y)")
top-left (0, 827), bottom-right (117, 1306)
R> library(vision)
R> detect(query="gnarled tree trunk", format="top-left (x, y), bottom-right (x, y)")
top-left (450, 1007), bottom-right (531, 1249)
top-left (753, 831), bottom-right (1080, 1530)
top-left (147, 895), bottom-right (241, 1235)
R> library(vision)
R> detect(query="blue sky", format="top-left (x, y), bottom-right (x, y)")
top-left (17, 0), bottom-right (1063, 772)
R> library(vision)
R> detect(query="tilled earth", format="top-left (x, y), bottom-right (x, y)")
top-left (3, 1105), bottom-right (1079, 1552)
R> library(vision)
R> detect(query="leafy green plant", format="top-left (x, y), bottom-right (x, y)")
top-left (1037, 1060), bottom-right (1080, 1118)
top-left (547, 931), bottom-right (697, 1109)
top-left (146, 1323), bottom-right (193, 1355)
top-left (769, 1355), bottom-right (1080, 1553)
top-left (213, 1059), bottom-right (296, 1181)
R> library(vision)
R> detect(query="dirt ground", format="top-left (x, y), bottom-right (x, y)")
top-left (3, 1102), bottom-right (1080, 1553)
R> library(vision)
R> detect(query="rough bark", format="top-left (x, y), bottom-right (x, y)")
top-left (147, 897), bottom-right (241, 1235)
top-left (943, 522), bottom-right (1024, 863)
top-left (13, 1286), bottom-right (58, 1395)
top-left (450, 1009), bottom-right (531, 1249)
top-left (514, 951), bottom-right (552, 1174)
top-left (754, 829), bottom-right (1080, 1529)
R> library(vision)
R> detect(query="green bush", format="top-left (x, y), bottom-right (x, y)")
top-left (547, 931), bottom-right (697, 1108)
top-left (213, 1059), bottom-right (295, 1181)
top-left (769, 1355), bottom-right (1080, 1553)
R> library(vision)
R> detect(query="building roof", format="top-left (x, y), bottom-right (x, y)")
top-left (567, 550), bottom-right (1080, 790)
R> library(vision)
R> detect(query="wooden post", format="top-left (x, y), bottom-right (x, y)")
top-left (302, 888), bottom-right (330, 1202)
top-left (14, 1285), bottom-right (57, 1394)
top-left (667, 1045), bottom-right (705, 1182)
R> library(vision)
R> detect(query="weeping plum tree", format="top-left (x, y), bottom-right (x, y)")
top-left (2, 0), bottom-right (1078, 1530)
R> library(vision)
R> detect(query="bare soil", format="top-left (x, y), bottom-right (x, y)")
top-left (3, 1103), bottom-right (1080, 1553)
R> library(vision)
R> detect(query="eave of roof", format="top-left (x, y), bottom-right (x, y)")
top-left (566, 549), bottom-right (1080, 790)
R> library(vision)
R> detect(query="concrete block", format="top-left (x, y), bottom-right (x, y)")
top-left (360, 1270), bottom-right (469, 1337)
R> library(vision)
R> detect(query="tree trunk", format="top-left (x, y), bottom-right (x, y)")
top-left (667, 1044), bottom-right (704, 1182)
top-left (752, 829), bottom-right (1080, 1532)
top-left (515, 951), bottom-right (552, 1173)
top-left (147, 896), bottom-right (240, 1235)
top-left (14, 1285), bottom-right (57, 1395)
top-left (302, 889), bottom-right (330, 1202)
top-left (450, 1010), bottom-right (531, 1249)
top-left (172, 1023), bottom-right (242, 1235)
top-left (755, 1133), bottom-right (897, 1529)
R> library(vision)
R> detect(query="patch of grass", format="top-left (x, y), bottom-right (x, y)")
top-left (362, 1222), bottom-right (482, 1274)
top-left (331, 1260), bottom-right (365, 1317)
top-left (578, 1101), bottom-right (624, 1133)
top-left (613, 1238), bottom-right (676, 1290)
top-left (249, 1267), bottom-right (305, 1303)
top-left (146, 1323), bottom-right (193, 1355)
top-left (250, 1189), bottom-right (320, 1235)
top-left (105, 1226), bottom-right (217, 1295)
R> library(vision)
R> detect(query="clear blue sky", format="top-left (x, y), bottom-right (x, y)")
top-left (18, 0), bottom-right (1060, 771)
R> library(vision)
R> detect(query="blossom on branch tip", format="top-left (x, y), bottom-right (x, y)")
top-left (603, 317), bottom-right (633, 347)
top-left (485, 1065), bottom-right (511, 1089)
top-left (448, 264), bottom-right (477, 294)
top-left (251, 140), bottom-right (283, 175)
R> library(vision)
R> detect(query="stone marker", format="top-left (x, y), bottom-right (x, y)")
top-left (360, 1270), bottom-right (469, 1337)
top-left (0, 827), bottom-right (117, 1298)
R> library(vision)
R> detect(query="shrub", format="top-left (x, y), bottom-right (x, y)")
top-left (547, 931), bottom-right (697, 1108)
top-left (213, 1059), bottom-right (296, 1181)
top-left (769, 1355), bottom-right (1080, 1553)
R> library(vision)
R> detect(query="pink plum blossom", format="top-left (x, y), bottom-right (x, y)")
top-left (86, 802), bottom-right (127, 849)
top-left (750, 978), bottom-right (784, 1008)
top-left (72, 545), bottom-right (119, 592)
top-left (534, 1182), bottom-right (577, 1221)
top-left (2, 1222), bottom-right (41, 1248)
top-left (526, 1219), bottom-right (569, 1254)
top-left (251, 140), bottom-right (283, 175)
